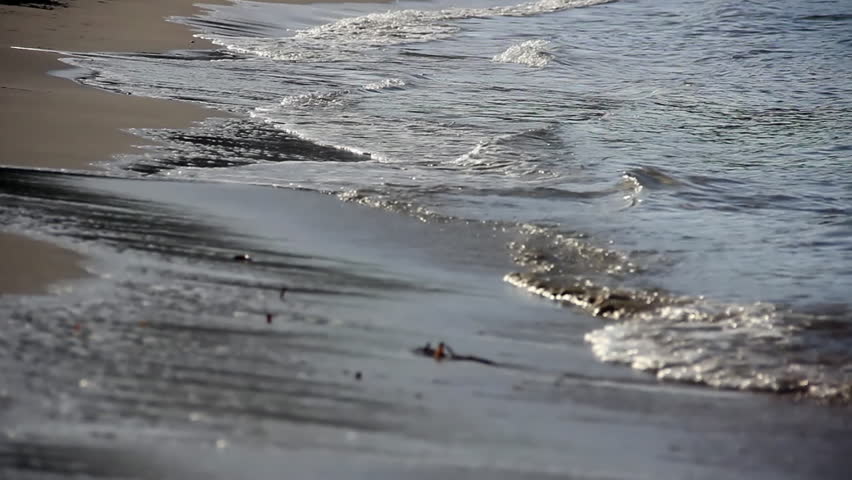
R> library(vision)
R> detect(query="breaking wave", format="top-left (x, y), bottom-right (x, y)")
top-left (492, 40), bottom-right (553, 68)
top-left (363, 78), bottom-right (406, 91)
top-left (504, 225), bottom-right (852, 403)
top-left (278, 78), bottom-right (405, 108)
top-left (203, 0), bottom-right (615, 62)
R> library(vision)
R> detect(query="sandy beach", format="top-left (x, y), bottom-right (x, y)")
top-left (0, 0), bottom-right (231, 170)
top-left (1, 1), bottom-right (851, 477)
top-left (0, 0), bottom-right (247, 294)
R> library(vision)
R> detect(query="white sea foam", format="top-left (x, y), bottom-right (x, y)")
top-left (277, 78), bottom-right (404, 108)
top-left (203, 0), bottom-right (614, 62)
top-left (449, 126), bottom-right (563, 177)
top-left (363, 78), bottom-right (406, 91)
top-left (280, 89), bottom-right (351, 107)
top-left (453, 140), bottom-right (489, 166)
top-left (581, 302), bottom-right (821, 394)
top-left (492, 40), bottom-right (553, 67)
top-left (506, 266), bottom-right (852, 401)
top-left (246, 108), bottom-right (380, 162)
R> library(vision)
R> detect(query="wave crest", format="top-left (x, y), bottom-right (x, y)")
top-left (493, 40), bottom-right (553, 68)
top-left (204, 0), bottom-right (615, 62)
top-left (505, 263), bottom-right (852, 403)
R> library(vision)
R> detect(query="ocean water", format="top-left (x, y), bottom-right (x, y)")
top-left (2, 0), bottom-right (852, 476)
top-left (66, 0), bottom-right (852, 400)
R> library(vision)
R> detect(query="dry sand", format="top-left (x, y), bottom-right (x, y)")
top-left (0, 0), bottom-right (274, 294)
top-left (0, 0), bottom-right (230, 172)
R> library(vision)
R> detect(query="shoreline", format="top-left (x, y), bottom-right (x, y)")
top-left (3, 166), bottom-right (849, 479)
top-left (0, 0), bottom-right (269, 294)
top-left (0, 0), bottom-right (242, 171)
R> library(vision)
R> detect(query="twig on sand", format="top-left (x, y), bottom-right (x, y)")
top-left (413, 342), bottom-right (498, 366)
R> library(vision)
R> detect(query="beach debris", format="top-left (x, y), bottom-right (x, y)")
top-left (412, 342), bottom-right (497, 366)
top-left (232, 253), bottom-right (252, 262)
top-left (265, 313), bottom-right (274, 324)
top-left (413, 342), bottom-right (448, 360)
top-left (434, 342), bottom-right (448, 360)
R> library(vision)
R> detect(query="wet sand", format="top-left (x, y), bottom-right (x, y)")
top-left (2, 167), bottom-right (850, 479)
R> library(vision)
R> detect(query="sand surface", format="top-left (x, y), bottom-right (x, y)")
top-left (3, 167), bottom-right (850, 479)
top-left (0, 231), bottom-right (85, 294)
top-left (0, 0), bottom-right (249, 293)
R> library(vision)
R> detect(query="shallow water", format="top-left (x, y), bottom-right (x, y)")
top-left (2, 168), bottom-right (851, 479)
top-left (2, 0), bottom-right (852, 476)
top-left (53, 0), bottom-right (852, 401)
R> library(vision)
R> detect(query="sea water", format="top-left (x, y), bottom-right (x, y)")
top-left (27, 0), bottom-right (852, 399)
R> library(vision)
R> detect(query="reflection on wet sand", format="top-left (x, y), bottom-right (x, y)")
top-left (1, 168), bottom-right (851, 479)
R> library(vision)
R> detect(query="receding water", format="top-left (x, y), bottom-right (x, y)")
top-left (55, 0), bottom-right (852, 401)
